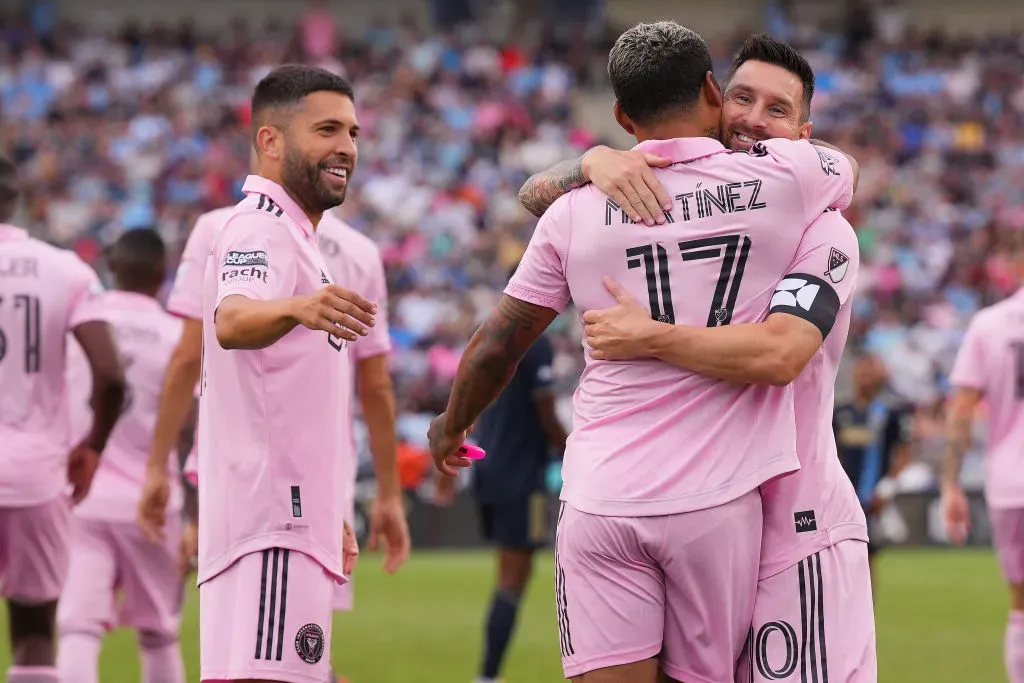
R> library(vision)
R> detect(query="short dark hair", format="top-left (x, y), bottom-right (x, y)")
top-left (107, 228), bottom-right (166, 293)
top-left (607, 22), bottom-right (714, 126)
top-left (251, 65), bottom-right (355, 134)
top-left (727, 33), bottom-right (815, 122)
top-left (0, 155), bottom-right (19, 221)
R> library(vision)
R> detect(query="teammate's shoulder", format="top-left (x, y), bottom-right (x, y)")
top-left (321, 215), bottom-right (379, 253)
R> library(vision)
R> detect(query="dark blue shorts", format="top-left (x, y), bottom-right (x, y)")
top-left (476, 491), bottom-right (552, 550)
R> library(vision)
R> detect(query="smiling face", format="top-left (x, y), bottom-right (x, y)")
top-left (256, 90), bottom-right (359, 215)
top-left (721, 59), bottom-right (812, 151)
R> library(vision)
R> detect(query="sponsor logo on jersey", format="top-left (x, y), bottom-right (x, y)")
top-left (794, 510), bottom-right (818, 533)
top-left (816, 147), bottom-right (842, 176)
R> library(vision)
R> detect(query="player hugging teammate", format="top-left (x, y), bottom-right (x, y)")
top-left (431, 24), bottom-right (878, 683)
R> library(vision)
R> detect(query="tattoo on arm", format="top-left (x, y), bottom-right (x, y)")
top-left (518, 157), bottom-right (588, 217)
top-left (942, 414), bottom-right (972, 486)
top-left (445, 297), bottom-right (557, 433)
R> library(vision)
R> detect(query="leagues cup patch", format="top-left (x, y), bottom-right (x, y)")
top-left (295, 623), bottom-right (325, 664)
top-left (825, 247), bottom-right (850, 283)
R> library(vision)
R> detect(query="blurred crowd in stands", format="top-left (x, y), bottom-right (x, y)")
top-left (1, 1), bottom-right (1019, 490)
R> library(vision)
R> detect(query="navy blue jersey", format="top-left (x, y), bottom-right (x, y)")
top-left (472, 335), bottom-right (557, 503)
top-left (833, 396), bottom-right (911, 506)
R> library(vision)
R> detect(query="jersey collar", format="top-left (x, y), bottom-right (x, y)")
top-left (631, 137), bottom-right (728, 164)
top-left (0, 224), bottom-right (28, 242)
top-left (241, 175), bottom-right (317, 242)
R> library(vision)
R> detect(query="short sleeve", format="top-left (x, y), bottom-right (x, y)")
top-left (949, 317), bottom-right (988, 391)
top-left (504, 193), bottom-right (572, 312)
top-left (168, 212), bottom-right (221, 320)
top-left (214, 212), bottom-right (297, 309)
top-left (768, 210), bottom-right (860, 340)
top-left (67, 255), bottom-right (107, 328)
top-left (354, 245), bottom-right (392, 360)
top-left (525, 335), bottom-right (555, 396)
top-left (755, 139), bottom-right (854, 225)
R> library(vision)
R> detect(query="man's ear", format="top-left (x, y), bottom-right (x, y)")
top-left (613, 101), bottom-right (635, 136)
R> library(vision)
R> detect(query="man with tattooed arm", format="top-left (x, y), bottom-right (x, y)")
top-left (428, 24), bottom-right (855, 683)
top-left (518, 33), bottom-right (877, 683)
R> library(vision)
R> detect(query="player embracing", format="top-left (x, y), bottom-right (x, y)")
top-left (196, 65), bottom-right (377, 683)
top-left (429, 23), bottom-right (854, 683)
top-left (518, 33), bottom-right (876, 683)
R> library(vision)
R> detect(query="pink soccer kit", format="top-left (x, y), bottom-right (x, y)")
top-left (507, 137), bottom-right (853, 680)
top-left (950, 290), bottom-right (1024, 584)
top-left (0, 224), bottom-right (106, 603)
top-left (735, 210), bottom-right (876, 683)
top-left (58, 291), bottom-right (186, 683)
top-left (167, 207), bottom-right (233, 487)
top-left (197, 177), bottom-right (357, 683)
top-left (318, 212), bottom-right (393, 613)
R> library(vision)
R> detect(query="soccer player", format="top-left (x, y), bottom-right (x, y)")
top-left (518, 33), bottom-right (876, 683)
top-left (197, 64), bottom-right (377, 683)
top-left (58, 229), bottom-right (189, 683)
top-left (435, 268), bottom-right (568, 683)
top-left (942, 237), bottom-right (1024, 683)
top-left (0, 154), bottom-right (126, 683)
top-left (318, 214), bottom-right (411, 683)
top-left (835, 351), bottom-right (912, 580)
top-left (137, 205), bottom-right (233, 550)
top-left (428, 23), bottom-right (854, 683)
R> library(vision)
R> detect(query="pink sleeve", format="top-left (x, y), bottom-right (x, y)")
top-left (504, 193), bottom-right (572, 311)
top-left (767, 211), bottom-right (859, 339)
top-left (167, 213), bottom-right (219, 320)
top-left (214, 212), bottom-right (297, 308)
top-left (354, 246), bottom-right (392, 360)
top-left (67, 256), bottom-right (107, 328)
top-left (950, 318), bottom-right (988, 390)
top-left (756, 139), bottom-right (854, 224)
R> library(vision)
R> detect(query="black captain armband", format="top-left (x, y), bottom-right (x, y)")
top-left (768, 274), bottom-right (841, 339)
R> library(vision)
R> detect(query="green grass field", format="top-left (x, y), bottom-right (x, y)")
top-left (0, 548), bottom-right (1009, 682)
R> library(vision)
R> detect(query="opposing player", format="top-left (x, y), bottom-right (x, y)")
top-left (518, 34), bottom-right (876, 682)
top-left (428, 23), bottom-right (854, 683)
top-left (197, 64), bottom-right (378, 683)
top-left (0, 154), bottom-right (126, 683)
top-left (318, 215), bottom-right (411, 683)
top-left (58, 229), bottom-right (189, 683)
top-left (942, 236), bottom-right (1024, 683)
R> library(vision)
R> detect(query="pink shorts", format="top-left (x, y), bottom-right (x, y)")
top-left (57, 516), bottom-right (184, 638)
top-left (200, 549), bottom-right (339, 683)
top-left (989, 507), bottom-right (1024, 584)
top-left (555, 491), bottom-right (762, 682)
top-left (735, 540), bottom-right (876, 683)
top-left (0, 496), bottom-right (71, 603)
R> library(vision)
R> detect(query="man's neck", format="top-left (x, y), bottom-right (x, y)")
top-left (634, 121), bottom-right (718, 143)
top-left (258, 171), bottom-right (323, 229)
top-left (854, 389), bottom-right (880, 407)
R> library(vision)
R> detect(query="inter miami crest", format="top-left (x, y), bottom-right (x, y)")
top-left (825, 247), bottom-right (850, 283)
top-left (295, 623), bottom-right (325, 664)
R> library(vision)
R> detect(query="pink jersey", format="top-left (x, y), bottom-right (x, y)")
top-left (197, 176), bottom-right (355, 584)
top-left (757, 210), bottom-right (869, 579)
top-left (318, 213), bottom-right (393, 483)
top-left (950, 288), bottom-right (1024, 509)
top-left (66, 291), bottom-right (184, 523)
top-left (0, 225), bottom-right (106, 507)
top-left (508, 137), bottom-right (853, 517)
top-left (166, 207), bottom-right (234, 321)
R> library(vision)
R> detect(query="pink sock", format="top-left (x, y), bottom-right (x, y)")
top-left (57, 632), bottom-right (101, 683)
top-left (6, 666), bottom-right (59, 683)
top-left (140, 642), bottom-right (185, 683)
top-left (1007, 611), bottom-right (1024, 683)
